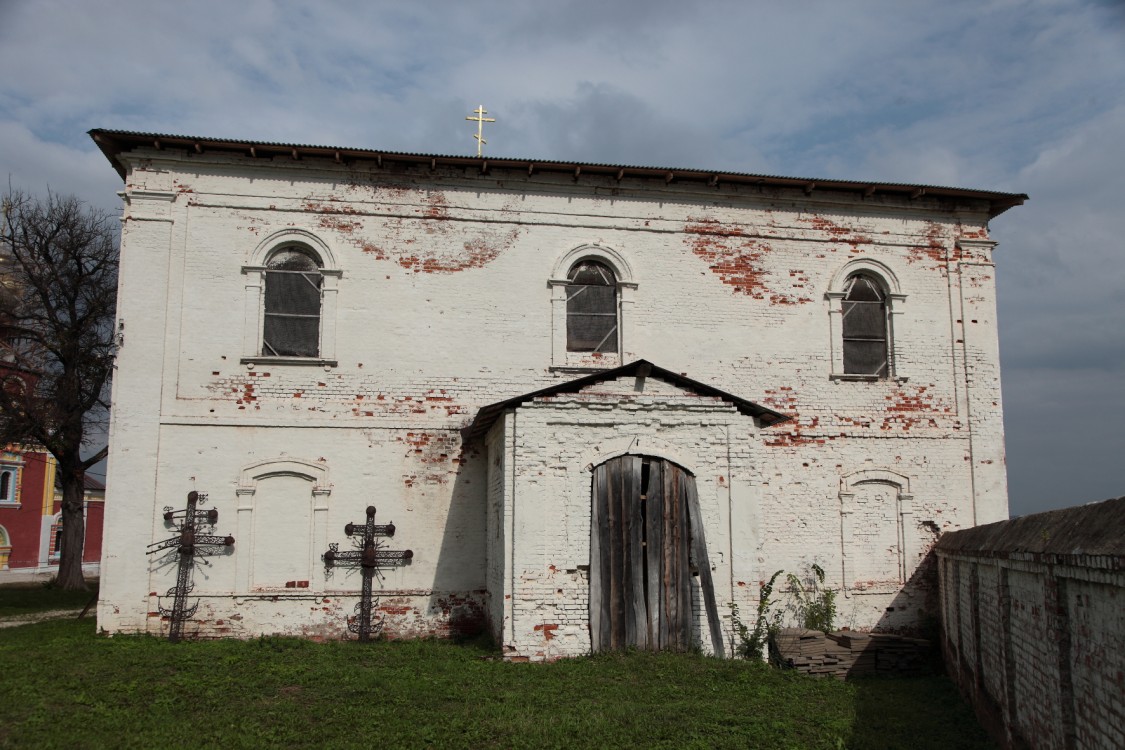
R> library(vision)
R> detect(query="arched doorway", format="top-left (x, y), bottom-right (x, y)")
top-left (589, 455), bottom-right (724, 654)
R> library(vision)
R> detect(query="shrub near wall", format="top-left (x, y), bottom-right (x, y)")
top-left (935, 497), bottom-right (1125, 750)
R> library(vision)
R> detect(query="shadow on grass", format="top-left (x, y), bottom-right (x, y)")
top-left (0, 580), bottom-right (100, 618)
top-left (846, 674), bottom-right (998, 750)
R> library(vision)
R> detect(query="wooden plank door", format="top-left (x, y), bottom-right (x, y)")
top-left (590, 456), bottom-right (723, 655)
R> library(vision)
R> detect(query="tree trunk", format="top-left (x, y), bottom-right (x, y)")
top-left (54, 463), bottom-right (88, 591)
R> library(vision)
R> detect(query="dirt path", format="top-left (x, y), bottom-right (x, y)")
top-left (0, 608), bottom-right (86, 629)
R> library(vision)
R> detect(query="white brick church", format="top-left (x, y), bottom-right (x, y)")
top-left (91, 129), bottom-right (1023, 659)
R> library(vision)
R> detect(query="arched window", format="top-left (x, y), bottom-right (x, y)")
top-left (262, 246), bottom-right (323, 358)
top-left (49, 513), bottom-right (63, 560)
top-left (0, 464), bottom-right (17, 504)
top-left (242, 229), bottom-right (340, 366)
top-left (566, 260), bottom-right (618, 353)
top-left (841, 272), bottom-right (890, 378)
top-left (549, 244), bottom-right (635, 369)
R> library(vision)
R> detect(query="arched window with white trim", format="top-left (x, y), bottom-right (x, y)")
top-left (566, 260), bottom-right (618, 354)
top-left (826, 260), bottom-right (906, 381)
top-left (242, 230), bottom-right (341, 366)
top-left (841, 273), bottom-right (890, 377)
top-left (549, 244), bottom-right (637, 369)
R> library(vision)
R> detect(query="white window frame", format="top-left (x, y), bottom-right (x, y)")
top-left (826, 259), bottom-right (907, 382)
top-left (549, 244), bottom-right (637, 370)
top-left (241, 229), bottom-right (341, 367)
top-left (0, 463), bottom-right (20, 506)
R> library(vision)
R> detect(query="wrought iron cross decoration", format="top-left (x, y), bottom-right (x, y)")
top-left (465, 105), bottom-right (495, 157)
top-left (146, 491), bottom-right (234, 642)
top-left (323, 506), bottom-right (413, 641)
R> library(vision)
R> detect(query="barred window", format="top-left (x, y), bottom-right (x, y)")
top-left (566, 260), bottom-right (618, 353)
top-left (841, 273), bottom-right (890, 377)
top-left (262, 247), bottom-right (323, 358)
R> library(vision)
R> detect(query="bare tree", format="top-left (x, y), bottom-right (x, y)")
top-left (0, 190), bottom-right (118, 591)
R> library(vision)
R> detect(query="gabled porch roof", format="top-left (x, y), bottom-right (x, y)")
top-left (468, 359), bottom-right (789, 439)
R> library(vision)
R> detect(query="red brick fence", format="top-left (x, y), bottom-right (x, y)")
top-left (935, 497), bottom-right (1124, 750)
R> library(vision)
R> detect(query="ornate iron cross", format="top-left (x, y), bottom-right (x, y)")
top-left (146, 491), bottom-right (234, 642)
top-left (323, 505), bottom-right (413, 641)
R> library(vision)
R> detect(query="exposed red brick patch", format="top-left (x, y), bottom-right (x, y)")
top-left (956, 224), bottom-right (990, 241)
top-left (423, 191), bottom-right (449, 219)
top-left (534, 623), bottom-right (559, 641)
top-left (907, 221), bottom-right (962, 266)
top-left (760, 387), bottom-right (834, 447)
top-left (684, 218), bottom-right (811, 303)
top-left (684, 219), bottom-right (767, 295)
top-left (764, 432), bottom-right (837, 447)
top-left (361, 242), bottom-right (389, 260)
top-left (800, 216), bottom-right (871, 250)
top-left (319, 215), bottom-right (363, 234)
top-left (880, 385), bottom-right (952, 431)
top-left (379, 605), bottom-right (412, 616)
top-left (307, 189), bottom-right (521, 273)
top-left (398, 430), bottom-right (465, 487)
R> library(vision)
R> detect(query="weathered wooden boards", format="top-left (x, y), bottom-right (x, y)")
top-left (773, 628), bottom-right (931, 679)
top-left (590, 456), bottom-right (723, 656)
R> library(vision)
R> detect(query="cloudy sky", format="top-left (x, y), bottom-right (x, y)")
top-left (1, 0), bottom-right (1122, 516)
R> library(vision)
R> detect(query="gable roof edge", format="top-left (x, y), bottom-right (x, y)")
top-left (467, 360), bottom-right (789, 440)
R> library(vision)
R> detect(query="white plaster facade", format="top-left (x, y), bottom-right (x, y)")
top-left (92, 130), bottom-right (1022, 659)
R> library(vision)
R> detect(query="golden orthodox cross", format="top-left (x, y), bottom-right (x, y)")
top-left (466, 105), bottom-right (495, 157)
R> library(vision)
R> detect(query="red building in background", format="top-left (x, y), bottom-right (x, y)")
top-left (0, 444), bottom-right (104, 580)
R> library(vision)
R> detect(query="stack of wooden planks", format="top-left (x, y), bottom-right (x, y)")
top-left (771, 628), bottom-right (931, 679)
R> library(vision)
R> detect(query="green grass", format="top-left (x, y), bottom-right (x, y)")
top-left (0, 616), bottom-right (995, 750)
top-left (0, 581), bottom-right (99, 618)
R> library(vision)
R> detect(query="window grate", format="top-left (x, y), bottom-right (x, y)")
top-left (842, 274), bottom-right (889, 377)
top-left (262, 248), bottom-right (322, 358)
top-left (566, 261), bottom-right (618, 353)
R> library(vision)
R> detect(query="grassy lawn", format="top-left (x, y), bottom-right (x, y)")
top-left (0, 581), bottom-right (99, 618)
top-left (0, 595), bottom-right (994, 749)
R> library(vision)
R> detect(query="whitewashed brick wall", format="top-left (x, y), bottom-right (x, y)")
top-left (98, 145), bottom-right (1008, 653)
top-left (937, 502), bottom-right (1125, 750)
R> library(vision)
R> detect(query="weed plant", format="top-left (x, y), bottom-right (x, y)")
top-left (786, 563), bottom-right (837, 632)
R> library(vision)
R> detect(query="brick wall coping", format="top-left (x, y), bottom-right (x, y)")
top-left (935, 496), bottom-right (1125, 566)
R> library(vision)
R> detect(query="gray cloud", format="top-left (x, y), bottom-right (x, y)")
top-left (1, 0), bottom-right (1121, 515)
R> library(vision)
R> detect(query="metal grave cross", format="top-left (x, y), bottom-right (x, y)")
top-left (323, 505), bottom-right (413, 641)
top-left (146, 491), bottom-right (235, 642)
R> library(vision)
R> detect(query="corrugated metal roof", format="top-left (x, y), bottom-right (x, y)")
top-left (88, 128), bottom-right (1027, 218)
